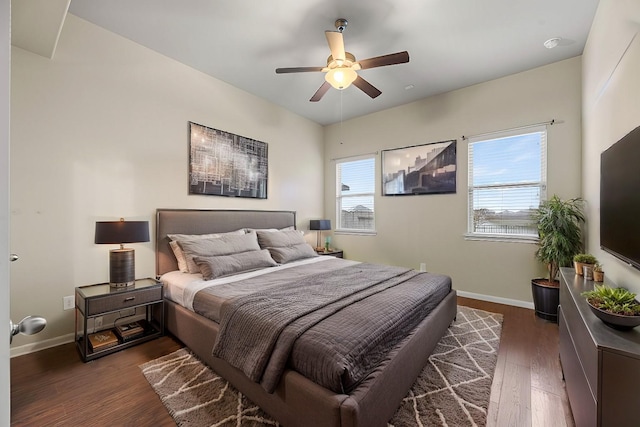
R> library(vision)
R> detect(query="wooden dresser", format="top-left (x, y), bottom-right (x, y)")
top-left (558, 267), bottom-right (640, 427)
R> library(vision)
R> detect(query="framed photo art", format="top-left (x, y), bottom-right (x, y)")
top-left (382, 139), bottom-right (456, 196)
top-left (188, 122), bottom-right (268, 199)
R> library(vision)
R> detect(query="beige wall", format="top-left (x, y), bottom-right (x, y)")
top-left (10, 9), bottom-right (601, 351)
top-left (9, 15), bottom-right (324, 351)
top-left (582, 0), bottom-right (640, 292)
top-left (324, 57), bottom-right (583, 305)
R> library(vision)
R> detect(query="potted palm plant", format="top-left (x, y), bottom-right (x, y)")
top-left (531, 195), bottom-right (585, 321)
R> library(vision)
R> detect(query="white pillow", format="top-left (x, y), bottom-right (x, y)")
top-left (245, 225), bottom-right (296, 233)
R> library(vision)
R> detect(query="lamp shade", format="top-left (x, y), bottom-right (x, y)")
top-left (309, 219), bottom-right (331, 231)
top-left (325, 67), bottom-right (357, 90)
top-left (95, 220), bottom-right (150, 244)
top-left (95, 219), bottom-right (149, 288)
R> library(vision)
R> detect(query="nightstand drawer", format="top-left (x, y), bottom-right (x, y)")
top-left (85, 287), bottom-right (162, 315)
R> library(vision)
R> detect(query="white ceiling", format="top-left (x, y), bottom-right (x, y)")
top-left (24, 0), bottom-right (600, 125)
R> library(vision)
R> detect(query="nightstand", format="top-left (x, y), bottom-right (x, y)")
top-left (316, 249), bottom-right (343, 258)
top-left (75, 278), bottom-right (164, 362)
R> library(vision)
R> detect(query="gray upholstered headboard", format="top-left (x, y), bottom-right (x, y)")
top-left (155, 209), bottom-right (297, 277)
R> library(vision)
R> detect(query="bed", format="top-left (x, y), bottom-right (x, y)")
top-left (156, 208), bottom-right (457, 427)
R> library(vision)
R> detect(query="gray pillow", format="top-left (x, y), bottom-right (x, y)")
top-left (177, 231), bottom-right (261, 273)
top-left (267, 243), bottom-right (318, 264)
top-left (168, 229), bottom-right (245, 272)
top-left (167, 229), bottom-right (245, 242)
top-left (256, 229), bottom-right (306, 248)
top-left (194, 249), bottom-right (277, 280)
top-left (256, 230), bottom-right (317, 263)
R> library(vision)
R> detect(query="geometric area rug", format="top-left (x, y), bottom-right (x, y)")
top-left (140, 306), bottom-right (503, 427)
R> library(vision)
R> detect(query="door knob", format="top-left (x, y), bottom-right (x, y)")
top-left (10, 316), bottom-right (46, 344)
top-left (9, 254), bottom-right (18, 262)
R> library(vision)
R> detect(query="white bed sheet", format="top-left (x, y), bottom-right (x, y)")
top-left (161, 256), bottom-right (337, 311)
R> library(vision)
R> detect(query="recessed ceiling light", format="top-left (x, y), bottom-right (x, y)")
top-left (544, 37), bottom-right (562, 49)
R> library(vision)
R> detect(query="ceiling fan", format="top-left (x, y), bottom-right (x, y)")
top-left (275, 19), bottom-right (410, 102)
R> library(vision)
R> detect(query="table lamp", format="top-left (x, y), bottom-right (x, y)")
top-left (95, 218), bottom-right (150, 287)
top-left (309, 219), bottom-right (331, 252)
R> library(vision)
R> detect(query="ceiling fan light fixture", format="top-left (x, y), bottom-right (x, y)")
top-left (325, 67), bottom-right (357, 90)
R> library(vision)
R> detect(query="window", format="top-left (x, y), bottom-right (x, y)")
top-left (467, 125), bottom-right (547, 240)
top-left (336, 155), bottom-right (376, 233)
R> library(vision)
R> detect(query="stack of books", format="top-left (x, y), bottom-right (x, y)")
top-left (114, 321), bottom-right (145, 342)
top-left (88, 329), bottom-right (118, 352)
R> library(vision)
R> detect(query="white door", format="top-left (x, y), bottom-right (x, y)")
top-left (1, 0), bottom-right (11, 424)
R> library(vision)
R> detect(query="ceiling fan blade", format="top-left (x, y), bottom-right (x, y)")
top-left (353, 75), bottom-right (382, 99)
top-left (276, 66), bottom-right (325, 74)
top-left (310, 81), bottom-right (331, 102)
top-left (325, 31), bottom-right (346, 62)
top-left (357, 51), bottom-right (410, 70)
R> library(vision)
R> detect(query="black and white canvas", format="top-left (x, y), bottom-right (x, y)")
top-left (188, 122), bottom-right (268, 199)
top-left (382, 140), bottom-right (456, 196)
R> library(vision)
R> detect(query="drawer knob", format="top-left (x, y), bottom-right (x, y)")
top-left (124, 297), bottom-right (135, 302)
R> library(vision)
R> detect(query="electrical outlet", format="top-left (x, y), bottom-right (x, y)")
top-left (94, 316), bottom-right (103, 329)
top-left (63, 295), bottom-right (74, 310)
top-left (419, 262), bottom-right (427, 272)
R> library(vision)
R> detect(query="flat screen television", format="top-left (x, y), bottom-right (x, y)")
top-left (600, 125), bottom-right (640, 270)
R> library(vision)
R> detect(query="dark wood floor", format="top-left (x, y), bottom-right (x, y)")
top-left (458, 297), bottom-right (575, 427)
top-left (10, 297), bottom-right (575, 426)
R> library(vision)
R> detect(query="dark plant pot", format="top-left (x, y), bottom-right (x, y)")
top-left (587, 302), bottom-right (640, 330)
top-left (531, 278), bottom-right (559, 322)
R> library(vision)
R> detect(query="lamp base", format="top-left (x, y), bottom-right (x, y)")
top-left (109, 281), bottom-right (135, 288)
top-left (109, 248), bottom-right (136, 288)
top-left (316, 231), bottom-right (324, 253)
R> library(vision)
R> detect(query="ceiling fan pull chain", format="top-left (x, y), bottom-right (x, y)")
top-left (340, 90), bottom-right (344, 144)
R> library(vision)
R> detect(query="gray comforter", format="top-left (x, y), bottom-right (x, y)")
top-left (196, 259), bottom-right (452, 394)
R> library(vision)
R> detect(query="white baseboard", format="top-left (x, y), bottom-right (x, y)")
top-left (10, 333), bottom-right (75, 358)
top-left (457, 290), bottom-right (535, 310)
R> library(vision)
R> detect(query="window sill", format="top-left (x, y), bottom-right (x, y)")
top-left (335, 230), bottom-right (377, 236)
top-left (464, 233), bottom-right (538, 244)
